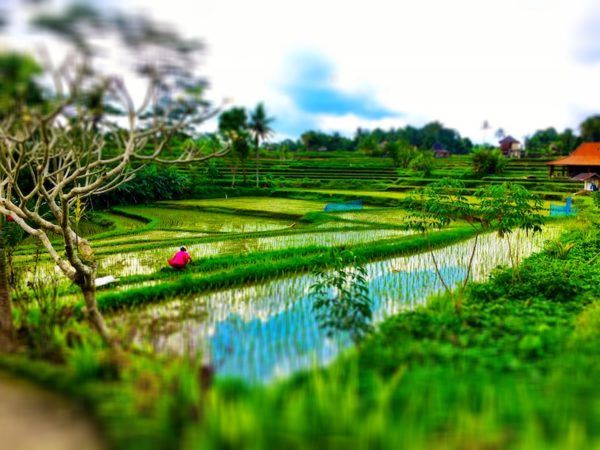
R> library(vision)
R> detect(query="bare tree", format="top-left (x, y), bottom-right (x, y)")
top-left (0, 55), bottom-right (228, 343)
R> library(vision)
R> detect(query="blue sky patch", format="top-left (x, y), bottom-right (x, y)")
top-left (279, 52), bottom-right (400, 134)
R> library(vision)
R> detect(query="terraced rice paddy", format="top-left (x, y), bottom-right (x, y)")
top-left (12, 199), bottom-right (416, 281)
top-left (95, 229), bottom-right (413, 277)
top-left (161, 197), bottom-right (327, 216)
top-left (11, 192), bottom-right (565, 382)
top-left (115, 205), bottom-right (293, 233)
top-left (114, 226), bottom-right (560, 382)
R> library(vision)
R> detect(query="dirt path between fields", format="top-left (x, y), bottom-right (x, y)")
top-left (0, 372), bottom-right (105, 450)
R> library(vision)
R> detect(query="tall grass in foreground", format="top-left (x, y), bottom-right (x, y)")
top-left (188, 359), bottom-right (595, 450)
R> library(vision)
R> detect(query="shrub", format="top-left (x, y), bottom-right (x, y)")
top-left (310, 250), bottom-right (373, 343)
top-left (593, 191), bottom-right (600, 210)
top-left (409, 151), bottom-right (436, 176)
top-left (471, 147), bottom-right (507, 177)
top-left (387, 140), bottom-right (416, 168)
top-left (94, 164), bottom-right (192, 207)
top-left (469, 230), bottom-right (600, 304)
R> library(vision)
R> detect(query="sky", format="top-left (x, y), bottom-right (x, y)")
top-left (2, 0), bottom-right (600, 143)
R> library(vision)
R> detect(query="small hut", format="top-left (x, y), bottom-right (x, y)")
top-left (499, 136), bottom-right (522, 158)
top-left (432, 142), bottom-right (451, 158)
top-left (571, 173), bottom-right (600, 191)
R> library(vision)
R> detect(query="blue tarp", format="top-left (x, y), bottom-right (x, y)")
top-left (324, 200), bottom-right (363, 212)
top-left (549, 196), bottom-right (578, 217)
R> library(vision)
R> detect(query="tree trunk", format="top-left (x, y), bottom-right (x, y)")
top-left (79, 273), bottom-right (112, 344)
top-left (0, 230), bottom-right (15, 352)
top-left (255, 137), bottom-right (260, 188)
top-left (242, 161), bottom-right (247, 183)
top-left (230, 165), bottom-right (237, 188)
top-left (461, 233), bottom-right (479, 292)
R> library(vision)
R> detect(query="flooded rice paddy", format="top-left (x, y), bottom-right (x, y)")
top-left (118, 227), bottom-right (559, 383)
top-left (97, 228), bottom-right (413, 277)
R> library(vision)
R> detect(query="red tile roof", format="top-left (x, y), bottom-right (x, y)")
top-left (547, 142), bottom-right (600, 166)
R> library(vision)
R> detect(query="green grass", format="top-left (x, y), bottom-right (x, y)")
top-left (161, 197), bottom-right (327, 216)
top-left (117, 205), bottom-right (293, 233)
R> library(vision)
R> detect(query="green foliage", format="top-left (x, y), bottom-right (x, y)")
top-left (470, 229), bottom-right (599, 304)
top-left (1, 208), bottom-right (597, 450)
top-left (476, 183), bottom-right (544, 236)
top-left (358, 134), bottom-right (381, 156)
top-left (579, 114), bottom-right (600, 142)
top-left (302, 130), bottom-right (355, 152)
top-left (545, 239), bottom-right (575, 259)
top-left (387, 140), bottom-right (416, 168)
top-left (408, 179), bottom-right (472, 230)
top-left (218, 107), bottom-right (248, 133)
top-left (248, 103), bottom-right (274, 144)
top-left (572, 301), bottom-right (600, 341)
top-left (0, 52), bottom-right (44, 116)
top-left (0, 216), bottom-right (25, 248)
top-left (271, 121), bottom-right (473, 154)
top-left (218, 107), bottom-right (254, 183)
top-left (12, 266), bottom-right (70, 361)
top-left (526, 127), bottom-right (580, 155)
top-left (66, 326), bottom-right (118, 382)
top-left (310, 250), bottom-right (372, 342)
top-left (408, 150), bottom-right (435, 176)
top-left (95, 164), bottom-right (192, 207)
top-left (471, 147), bottom-right (507, 177)
top-left (593, 191), bottom-right (600, 210)
top-left (204, 159), bottom-right (221, 179)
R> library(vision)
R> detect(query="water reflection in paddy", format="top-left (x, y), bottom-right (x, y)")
top-left (121, 227), bottom-right (559, 383)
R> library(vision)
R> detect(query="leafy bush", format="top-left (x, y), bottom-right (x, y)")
top-left (469, 230), bottom-right (600, 304)
top-left (205, 159), bottom-right (220, 179)
top-left (94, 164), bottom-right (192, 207)
top-left (408, 151), bottom-right (436, 176)
top-left (471, 147), bottom-right (507, 177)
top-left (593, 191), bottom-right (600, 209)
top-left (310, 250), bottom-right (373, 342)
top-left (387, 140), bottom-right (416, 168)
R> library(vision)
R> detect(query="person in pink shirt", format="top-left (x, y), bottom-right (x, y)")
top-left (168, 246), bottom-right (192, 269)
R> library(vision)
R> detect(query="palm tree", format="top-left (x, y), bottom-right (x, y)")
top-left (248, 103), bottom-right (274, 188)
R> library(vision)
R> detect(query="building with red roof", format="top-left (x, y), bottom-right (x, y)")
top-left (547, 142), bottom-right (600, 178)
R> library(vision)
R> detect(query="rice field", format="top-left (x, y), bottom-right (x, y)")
top-left (113, 225), bottom-right (561, 382)
top-left (160, 197), bottom-right (327, 215)
top-left (11, 199), bottom-right (417, 285)
top-left (93, 228), bottom-right (414, 277)
top-left (115, 205), bottom-right (293, 233)
top-left (11, 195), bottom-right (566, 384)
top-left (5, 154), bottom-right (593, 450)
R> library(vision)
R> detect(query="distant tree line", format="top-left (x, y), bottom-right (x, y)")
top-left (267, 121), bottom-right (474, 154)
top-left (525, 128), bottom-right (581, 156)
top-left (525, 115), bottom-right (600, 156)
top-left (266, 116), bottom-right (600, 156)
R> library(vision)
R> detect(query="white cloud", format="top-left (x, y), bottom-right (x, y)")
top-left (316, 114), bottom-right (407, 136)
top-left (4, 0), bottom-right (600, 142)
